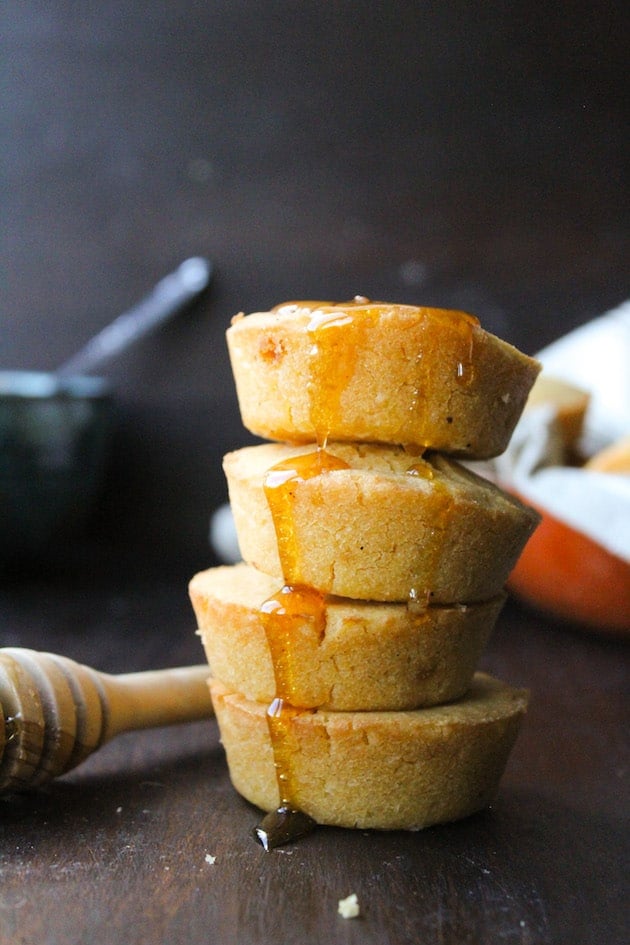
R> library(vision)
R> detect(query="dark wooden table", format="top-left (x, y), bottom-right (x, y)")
top-left (1, 579), bottom-right (628, 945)
top-left (1, 3), bottom-right (628, 943)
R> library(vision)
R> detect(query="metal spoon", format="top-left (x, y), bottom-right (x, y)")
top-left (57, 256), bottom-right (213, 376)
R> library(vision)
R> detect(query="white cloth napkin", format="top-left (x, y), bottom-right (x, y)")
top-left (471, 300), bottom-right (630, 564)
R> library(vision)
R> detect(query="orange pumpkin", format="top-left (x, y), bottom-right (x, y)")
top-left (508, 500), bottom-right (630, 636)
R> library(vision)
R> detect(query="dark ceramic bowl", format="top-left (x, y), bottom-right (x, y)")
top-left (0, 371), bottom-right (113, 570)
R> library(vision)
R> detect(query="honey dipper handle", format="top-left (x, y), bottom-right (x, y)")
top-left (100, 665), bottom-right (213, 740)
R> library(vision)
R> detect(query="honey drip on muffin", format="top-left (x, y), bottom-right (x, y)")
top-left (272, 299), bottom-right (480, 445)
top-left (405, 455), bottom-right (453, 609)
top-left (263, 448), bottom-right (350, 582)
top-left (453, 311), bottom-right (478, 388)
top-left (259, 584), bottom-right (326, 704)
top-left (258, 583), bottom-right (324, 823)
top-left (306, 301), bottom-right (375, 446)
top-left (257, 447), bottom-right (351, 845)
top-left (310, 301), bottom-right (478, 444)
top-left (265, 698), bottom-right (306, 804)
top-left (252, 696), bottom-right (317, 851)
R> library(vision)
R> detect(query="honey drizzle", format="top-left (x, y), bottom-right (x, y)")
top-left (306, 300), bottom-right (376, 446)
top-left (405, 455), bottom-right (452, 609)
top-left (257, 447), bottom-right (349, 846)
top-left (273, 299), bottom-right (480, 443)
top-left (265, 697), bottom-right (307, 808)
top-left (259, 584), bottom-right (326, 705)
top-left (263, 448), bottom-right (350, 584)
top-left (453, 309), bottom-right (478, 388)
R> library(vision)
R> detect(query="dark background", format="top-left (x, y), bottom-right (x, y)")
top-left (2, 0), bottom-right (628, 582)
top-left (0, 5), bottom-right (629, 944)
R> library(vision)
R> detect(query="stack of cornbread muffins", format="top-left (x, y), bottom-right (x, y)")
top-left (189, 299), bottom-right (541, 845)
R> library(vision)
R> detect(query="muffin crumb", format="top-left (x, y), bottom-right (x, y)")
top-left (338, 893), bottom-right (360, 918)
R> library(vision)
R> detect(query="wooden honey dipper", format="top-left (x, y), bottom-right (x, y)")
top-left (0, 647), bottom-right (214, 794)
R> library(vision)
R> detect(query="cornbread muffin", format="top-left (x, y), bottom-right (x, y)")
top-left (210, 673), bottom-right (529, 831)
top-left (223, 442), bottom-right (540, 603)
top-left (227, 301), bottom-right (540, 458)
top-left (584, 434), bottom-right (630, 473)
top-left (525, 372), bottom-right (591, 453)
top-left (190, 563), bottom-right (505, 711)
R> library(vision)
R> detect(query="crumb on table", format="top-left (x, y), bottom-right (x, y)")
top-left (338, 893), bottom-right (360, 918)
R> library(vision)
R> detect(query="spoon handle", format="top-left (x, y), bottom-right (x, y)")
top-left (57, 257), bottom-right (213, 376)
